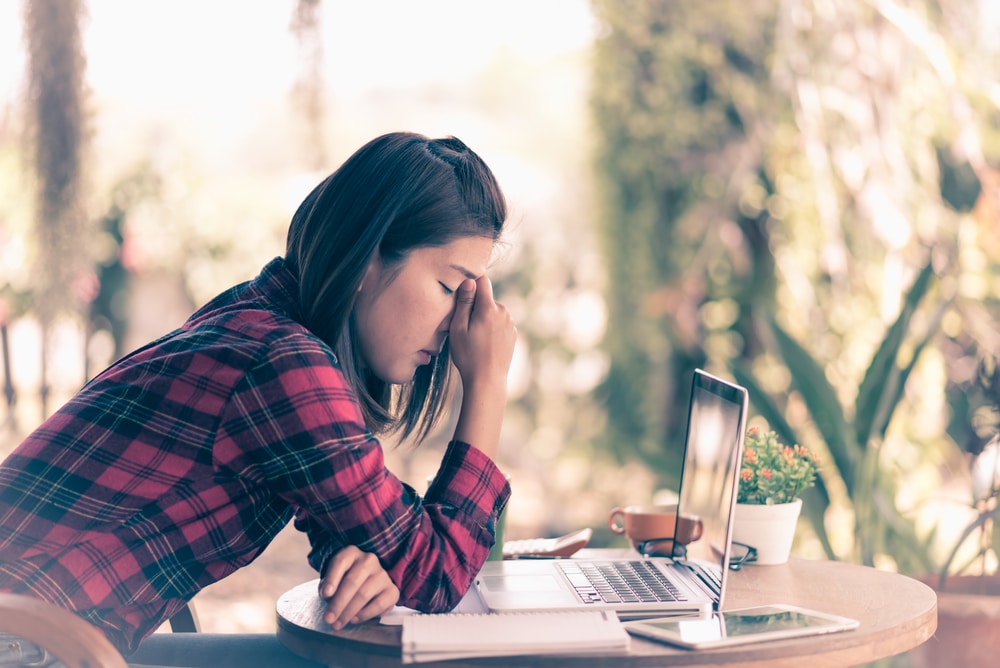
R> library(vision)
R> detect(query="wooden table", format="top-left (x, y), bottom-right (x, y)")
top-left (276, 557), bottom-right (936, 667)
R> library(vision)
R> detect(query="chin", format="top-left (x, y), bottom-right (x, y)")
top-left (383, 367), bottom-right (419, 385)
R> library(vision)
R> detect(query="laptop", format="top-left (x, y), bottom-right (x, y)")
top-left (474, 368), bottom-right (748, 619)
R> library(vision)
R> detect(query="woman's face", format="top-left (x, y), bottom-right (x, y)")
top-left (354, 235), bottom-right (494, 384)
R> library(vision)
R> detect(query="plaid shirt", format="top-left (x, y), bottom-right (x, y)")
top-left (0, 257), bottom-right (510, 655)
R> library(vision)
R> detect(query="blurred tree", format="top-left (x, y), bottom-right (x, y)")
top-left (24, 0), bottom-right (89, 417)
top-left (290, 0), bottom-right (327, 171)
top-left (756, 0), bottom-right (1000, 569)
top-left (590, 0), bottom-right (1000, 570)
top-left (590, 0), bottom-right (783, 488)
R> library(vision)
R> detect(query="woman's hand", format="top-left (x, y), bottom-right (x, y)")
top-left (448, 276), bottom-right (517, 459)
top-left (319, 545), bottom-right (400, 629)
top-left (448, 275), bottom-right (517, 388)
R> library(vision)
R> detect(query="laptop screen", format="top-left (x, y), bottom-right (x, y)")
top-left (673, 369), bottom-right (748, 604)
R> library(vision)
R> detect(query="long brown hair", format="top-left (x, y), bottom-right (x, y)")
top-left (284, 132), bottom-right (507, 442)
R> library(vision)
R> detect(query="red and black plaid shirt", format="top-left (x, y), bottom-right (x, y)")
top-left (0, 257), bottom-right (510, 655)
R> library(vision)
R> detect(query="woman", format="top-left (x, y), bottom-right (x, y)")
top-left (0, 132), bottom-right (516, 666)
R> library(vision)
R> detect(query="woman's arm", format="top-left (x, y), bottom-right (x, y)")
top-left (447, 276), bottom-right (517, 461)
top-left (216, 333), bottom-right (510, 612)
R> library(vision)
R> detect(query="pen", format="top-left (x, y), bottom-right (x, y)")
top-left (508, 555), bottom-right (566, 560)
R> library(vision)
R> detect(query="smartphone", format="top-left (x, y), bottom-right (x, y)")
top-left (624, 604), bottom-right (859, 649)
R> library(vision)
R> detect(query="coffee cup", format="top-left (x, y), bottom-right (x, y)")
top-left (608, 504), bottom-right (704, 554)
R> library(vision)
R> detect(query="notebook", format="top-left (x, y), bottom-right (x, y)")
top-left (474, 368), bottom-right (748, 619)
top-left (401, 609), bottom-right (629, 663)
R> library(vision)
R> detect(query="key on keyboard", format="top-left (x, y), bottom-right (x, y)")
top-left (558, 561), bottom-right (686, 604)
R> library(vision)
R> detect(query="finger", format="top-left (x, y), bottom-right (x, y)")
top-left (473, 275), bottom-right (496, 311)
top-left (349, 585), bottom-right (401, 624)
top-left (450, 278), bottom-right (477, 331)
top-left (322, 563), bottom-right (365, 627)
top-left (322, 552), bottom-right (396, 628)
top-left (319, 547), bottom-right (357, 599)
top-left (336, 573), bottom-right (399, 626)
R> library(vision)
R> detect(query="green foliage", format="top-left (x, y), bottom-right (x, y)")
top-left (935, 362), bottom-right (1000, 586)
top-left (937, 459), bottom-right (1000, 587)
top-left (738, 428), bottom-right (820, 504)
top-left (591, 0), bottom-right (1000, 576)
top-left (590, 0), bottom-right (783, 486)
top-left (733, 258), bottom-right (946, 571)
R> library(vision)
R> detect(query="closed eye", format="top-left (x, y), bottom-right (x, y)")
top-left (439, 282), bottom-right (456, 296)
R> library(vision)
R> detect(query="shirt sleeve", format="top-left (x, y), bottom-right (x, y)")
top-left (213, 332), bottom-right (510, 611)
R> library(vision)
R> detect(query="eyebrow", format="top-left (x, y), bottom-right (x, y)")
top-left (450, 263), bottom-right (480, 280)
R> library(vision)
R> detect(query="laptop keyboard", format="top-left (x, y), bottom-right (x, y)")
top-left (697, 562), bottom-right (723, 592)
top-left (558, 560), bottom-right (687, 604)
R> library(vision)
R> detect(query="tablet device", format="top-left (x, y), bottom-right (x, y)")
top-left (623, 604), bottom-right (859, 650)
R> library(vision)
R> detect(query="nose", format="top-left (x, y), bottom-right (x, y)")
top-left (438, 309), bottom-right (452, 334)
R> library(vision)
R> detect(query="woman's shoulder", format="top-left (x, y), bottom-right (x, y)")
top-left (214, 308), bottom-right (339, 371)
top-left (186, 257), bottom-right (306, 333)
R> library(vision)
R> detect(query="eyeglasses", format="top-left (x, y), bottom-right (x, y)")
top-left (635, 538), bottom-right (682, 559)
top-left (637, 538), bottom-right (757, 570)
top-left (728, 541), bottom-right (757, 571)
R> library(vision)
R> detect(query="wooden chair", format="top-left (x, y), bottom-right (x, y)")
top-left (0, 592), bottom-right (128, 668)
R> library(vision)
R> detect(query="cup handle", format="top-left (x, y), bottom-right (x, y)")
top-left (608, 507), bottom-right (626, 534)
top-left (677, 516), bottom-right (704, 544)
top-left (690, 518), bottom-right (704, 542)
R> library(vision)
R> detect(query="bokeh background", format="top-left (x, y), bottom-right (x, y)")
top-left (3, 1), bottom-right (1000, 663)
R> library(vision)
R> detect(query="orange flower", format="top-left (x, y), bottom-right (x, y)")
top-left (739, 428), bottom-right (820, 504)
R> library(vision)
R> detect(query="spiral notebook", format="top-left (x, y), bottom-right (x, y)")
top-left (400, 609), bottom-right (630, 663)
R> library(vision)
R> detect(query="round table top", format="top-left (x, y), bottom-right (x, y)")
top-left (276, 556), bottom-right (936, 668)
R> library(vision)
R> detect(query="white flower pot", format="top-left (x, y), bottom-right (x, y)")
top-left (731, 498), bottom-right (803, 565)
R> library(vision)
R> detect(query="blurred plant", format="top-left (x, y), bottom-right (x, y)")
top-left (733, 257), bottom-right (948, 572)
top-left (937, 356), bottom-right (1000, 587)
top-left (738, 428), bottom-right (821, 505)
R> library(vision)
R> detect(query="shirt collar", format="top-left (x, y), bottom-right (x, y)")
top-left (250, 257), bottom-right (304, 323)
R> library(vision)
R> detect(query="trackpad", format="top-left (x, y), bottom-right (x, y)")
top-left (480, 575), bottom-right (563, 592)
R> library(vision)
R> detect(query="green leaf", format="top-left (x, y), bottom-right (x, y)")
top-left (765, 314), bottom-right (859, 498)
top-left (855, 259), bottom-right (937, 447)
top-left (730, 365), bottom-right (798, 447)
top-left (870, 300), bottom-right (948, 445)
top-left (732, 363), bottom-right (836, 559)
top-left (800, 482), bottom-right (836, 560)
top-left (939, 503), bottom-right (1000, 586)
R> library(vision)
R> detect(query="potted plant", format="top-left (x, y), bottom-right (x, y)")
top-left (731, 427), bottom-right (821, 564)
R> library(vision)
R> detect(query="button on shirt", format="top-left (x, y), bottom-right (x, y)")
top-left (0, 257), bottom-right (510, 655)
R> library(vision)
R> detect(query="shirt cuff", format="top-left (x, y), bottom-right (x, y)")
top-left (428, 440), bottom-right (511, 527)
